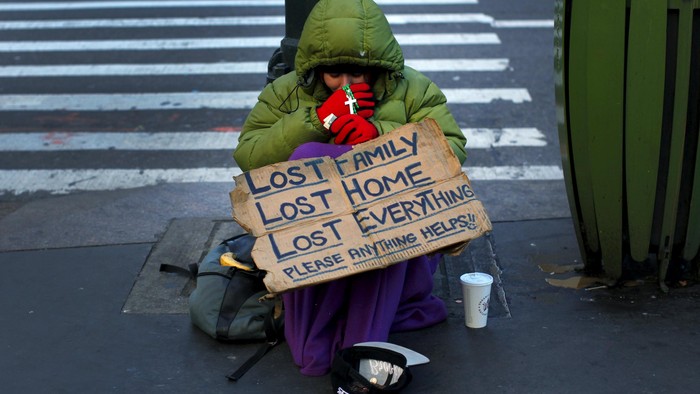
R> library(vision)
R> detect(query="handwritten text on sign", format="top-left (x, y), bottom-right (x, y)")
top-left (230, 119), bottom-right (491, 295)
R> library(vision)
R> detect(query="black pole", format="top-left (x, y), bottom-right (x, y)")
top-left (267, 0), bottom-right (320, 83)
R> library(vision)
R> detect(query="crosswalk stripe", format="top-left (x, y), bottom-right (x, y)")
top-left (0, 92), bottom-right (261, 111)
top-left (0, 16), bottom-right (288, 29)
top-left (0, 0), bottom-right (286, 9)
top-left (463, 128), bottom-right (546, 147)
top-left (0, 89), bottom-right (530, 111)
top-left (0, 165), bottom-right (562, 195)
top-left (0, 59), bottom-right (509, 77)
top-left (0, 131), bottom-right (239, 151)
top-left (0, 34), bottom-right (499, 52)
top-left (445, 89), bottom-right (531, 104)
top-left (466, 165), bottom-right (563, 180)
top-left (0, 128), bottom-right (545, 151)
top-left (0, 0), bottom-right (478, 11)
top-left (0, 37), bottom-right (281, 52)
top-left (0, 14), bottom-right (493, 29)
top-left (0, 62), bottom-right (268, 77)
top-left (492, 20), bottom-right (554, 28)
top-left (0, 15), bottom-right (553, 30)
top-left (398, 33), bottom-right (499, 45)
top-left (0, 168), bottom-right (241, 195)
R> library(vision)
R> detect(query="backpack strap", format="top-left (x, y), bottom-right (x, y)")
top-left (226, 299), bottom-right (284, 382)
top-left (159, 262), bottom-right (198, 277)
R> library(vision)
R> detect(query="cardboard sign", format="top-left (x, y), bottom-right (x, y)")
top-left (230, 119), bottom-right (492, 295)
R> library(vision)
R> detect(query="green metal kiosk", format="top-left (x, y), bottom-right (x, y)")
top-left (554, 0), bottom-right (700, 290)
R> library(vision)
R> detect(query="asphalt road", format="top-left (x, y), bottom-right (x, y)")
top-left (0, 0), bottom-right (568, 223)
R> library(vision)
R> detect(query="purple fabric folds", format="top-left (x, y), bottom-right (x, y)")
top-left (288, 141), bottom-right (353, 159)
top-left (283, 142), bottom-right (448, 376)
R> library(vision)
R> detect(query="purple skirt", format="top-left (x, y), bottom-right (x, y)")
top-left (283, 142), bottom-right (448, 376)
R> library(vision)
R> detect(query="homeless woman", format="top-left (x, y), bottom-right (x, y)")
top-left (233, 0), bottom-right (467, 376)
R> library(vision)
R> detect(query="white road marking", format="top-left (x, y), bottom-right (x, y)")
top-left (0, 131), bottom-right (240, 151)
top-left (397, 33), bottom-right (500, 45)
top-left (0, 62), bottom-right (268, 77)
top-left (0, 37), bottom-right (283, 52)
top-left (0, 14), bottom-right (486, 29)
top-left (0, 89), bottom-right (530, 111)
top-left (0, 15), bottom-right (552, 30)
top-left (462, 128), bottom-right (547, 147)
top-left (492, 20), bottom-right (554, 28)
top-left (445, 89), bottom-right (531, 104)
top-left (408, 59), bottom-right (509, 72)
top-left (0, 59), bottom-right (509, 77)
top-left (0, 168), bottom-right (241, 195)
top-left (0, 0), bottom-right (478, 11)
top-left (0, 92), bottom-right (262, 111)
top-left (0, 128), bottom-right (546, 151)
top-left (0, 34), bottom-right (499, 52)
top-left (0, 17), bottom-right (288, 29)
top-left (466, 165), bottom-right (563, 181)
top-left (0, 165), bottom-right (563, 195)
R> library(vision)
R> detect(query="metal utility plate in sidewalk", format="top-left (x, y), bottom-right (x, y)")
top-left (124, 218), bottom-right (510, 319)
top-left (123, 218), bottom-right (244, 314)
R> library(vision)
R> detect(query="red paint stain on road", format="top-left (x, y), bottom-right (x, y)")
top-left (210, 126), bottom-right (241, 132)
top-left (42, 131), bottom-right (76, 145)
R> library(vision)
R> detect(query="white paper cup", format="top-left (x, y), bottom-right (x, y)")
top-left (460, 272), bottom-right (493, 328)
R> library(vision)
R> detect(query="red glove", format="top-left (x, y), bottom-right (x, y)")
top-left (330, 114), bottom-right (379, 145)
top-left (316, 83), bottom-right (374, 130)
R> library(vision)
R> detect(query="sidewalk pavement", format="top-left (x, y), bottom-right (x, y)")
top-left (1, 183), bottom-right (699, 393)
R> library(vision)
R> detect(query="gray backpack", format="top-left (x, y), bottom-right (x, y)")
top-left (171, 234), bottom-right (284, 381)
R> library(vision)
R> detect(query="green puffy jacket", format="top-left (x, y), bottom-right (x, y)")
top-left (234, 0), bottom-right (467, 171)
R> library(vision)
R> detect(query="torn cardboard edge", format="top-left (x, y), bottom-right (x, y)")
top-left (230, 119), bottom-right (492, 296)
top-left (540, 262), bottom-right (617, 290)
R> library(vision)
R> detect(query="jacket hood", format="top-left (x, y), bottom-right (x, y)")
top-left (294, 0), bottom-right (404, 86)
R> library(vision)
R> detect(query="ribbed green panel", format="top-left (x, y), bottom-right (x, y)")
top-left (682, 2), bottom-right (700, 262)
top-left (669, 0), bottom-right (700, 10)
top-left (685, 128), bottom-right (700, 260)
top-left (555, 0), bottom-right (593, 266)
top-left (586, 0), bottom-right (626, 278)
top-left (625, 0), bottom-right (667, 262)
top-left (560, 0), bottom-right (700, 280)
top-left (659, 2), bottom-right (694, 284)
top-left (567, 0), bottom-right (601, 261)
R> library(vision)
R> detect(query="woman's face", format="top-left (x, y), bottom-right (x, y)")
top-left (321, 71), bottom-right (372, 91)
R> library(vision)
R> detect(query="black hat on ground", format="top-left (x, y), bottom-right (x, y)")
top-left (331, 346), bottom-right (412, 393)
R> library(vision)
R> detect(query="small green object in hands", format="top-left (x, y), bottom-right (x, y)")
top-left (342, 84), bottom-right (360, 114)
